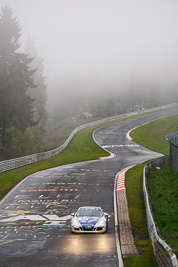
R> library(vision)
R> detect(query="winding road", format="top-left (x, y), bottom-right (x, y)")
top-left (0, 108), bottom-right (178, 267)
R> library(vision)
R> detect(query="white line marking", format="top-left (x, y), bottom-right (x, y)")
top-left (102, 144), bottom-right (139, 148)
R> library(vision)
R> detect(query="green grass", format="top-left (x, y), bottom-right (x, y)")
top-left (124, 163), bottom-right (158, 267)
top-left (147, 162), bottom-right (178, 255)
top-left (124, 239), bottom-right (157, 267)
top-left (130, 114), bottom-right (178, 155)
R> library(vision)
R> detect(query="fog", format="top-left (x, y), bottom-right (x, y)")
top-left (1, 0), bottom-right (178, 110)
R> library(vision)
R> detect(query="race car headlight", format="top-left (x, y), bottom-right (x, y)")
top-left (72, 218), bottom-right (81, 226)
top-left (98, 219), bottom-right (105, 225)
top-left (95, 218), bottom-right (106, 227)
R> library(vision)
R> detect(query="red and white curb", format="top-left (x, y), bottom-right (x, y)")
top-left (116, 165), bottom-right (135, 192)
top-left (126, 122), bottom-right (148, 141)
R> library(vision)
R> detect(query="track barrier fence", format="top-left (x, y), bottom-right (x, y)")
top-left (144, 157), bottom-right (178, 267)
top-left (166, 131), bottom-right (178, 173)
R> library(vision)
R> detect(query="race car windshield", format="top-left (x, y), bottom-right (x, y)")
top-left (76, 209), bottom-right (103, 217)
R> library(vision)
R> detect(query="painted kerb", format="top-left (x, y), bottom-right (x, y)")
top-left (166, 131), bottom-right (178, 173)
top-left (0, 102), bottom-right (178, 173)
top-left (144, 158), bottom-right (178, 267)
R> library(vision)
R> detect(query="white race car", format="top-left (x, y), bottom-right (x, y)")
top-left (71, 206), bottom-right (108, 233)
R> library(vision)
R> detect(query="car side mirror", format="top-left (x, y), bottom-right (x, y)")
top-left (71, 213), bottom-right (75, 217)
top-left (104, 212), bottom-right (111, 218)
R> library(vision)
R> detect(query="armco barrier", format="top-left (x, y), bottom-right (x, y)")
top-left (166, 131), bottom-right (178, 173)
top-left (144, 158), bottom-right (178, 267)
top-left (0, 102), bottom-right (178, 173)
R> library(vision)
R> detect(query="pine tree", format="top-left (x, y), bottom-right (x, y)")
top-left (25, 38), bottom-right (48, 152)
top-left (25, 38), bottom-right (47, 122)
top-left (0, 5), bottom-right (36, 157)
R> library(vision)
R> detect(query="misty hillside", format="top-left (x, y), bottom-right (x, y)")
top-left (1, 1), bottom-right (178, 159)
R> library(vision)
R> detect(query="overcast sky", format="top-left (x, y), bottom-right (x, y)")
top-left (1, 0), bottom-right (178, 96)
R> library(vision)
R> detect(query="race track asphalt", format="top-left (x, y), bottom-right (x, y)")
top-left (0, 107), bottom-right (178, 267)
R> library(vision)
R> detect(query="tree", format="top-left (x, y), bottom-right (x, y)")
top-left (24, 38), bottom-right (48, 152)
top-left (0, 5), bottom-right (36, 157)
top-left (25, 38), bottom-right (47, 121)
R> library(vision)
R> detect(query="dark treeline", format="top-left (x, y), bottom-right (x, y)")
top-left (0, 5), bottom-right (47, 159)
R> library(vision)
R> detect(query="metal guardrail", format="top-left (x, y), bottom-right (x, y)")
top-left (144, 158), bottom-right (178, 267)
top-left (166, 131), bottom-right (178, 173)
top-left (0, 102), bottom-right (178, 173)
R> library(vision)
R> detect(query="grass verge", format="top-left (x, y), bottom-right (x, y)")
top-left (130, 114), bottom-right (178, 155)
top-left (147, 162), bottom-right (178, 255)
top-left (124, 163), bottom-right (158, 267)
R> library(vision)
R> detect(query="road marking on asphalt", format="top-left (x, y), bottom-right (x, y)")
top-left (70, 173), bottom-right (85, 176)
top-left (20, 188), bottom-right (80, 193)
top-left (102, 144), bottom-right (139, 148)
top-left (0, 214), bottom-right (72, 229)
top-left (0, 215), bottom-right (46, 222)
